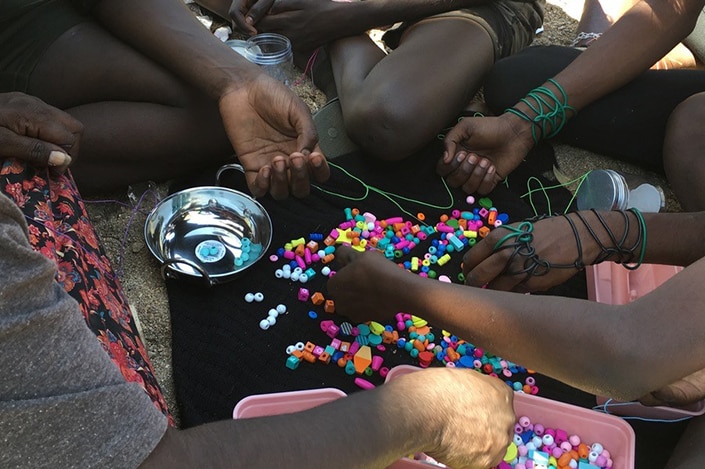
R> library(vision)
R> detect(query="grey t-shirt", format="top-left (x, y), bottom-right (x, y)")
top-left (0, 193), bottom-right (167, 468)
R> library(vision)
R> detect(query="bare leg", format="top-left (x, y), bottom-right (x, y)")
top-left (28, 22), bottom-right (232, 194)
top-left (329, 17), bottom-right (494, 160)
top-left (663, 92), bottom-right (705, 211)
top-left (666, 415), bottom-right (705, 468)
top-left (575, 0), bottom-right (697, 69)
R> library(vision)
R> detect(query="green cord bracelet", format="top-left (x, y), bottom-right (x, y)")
top-left (625, 208), bottom-right (647, 270)
top-left (505, 78), bottom-right (576, 144)
top-left (493, 221), bottom-right (534, 251)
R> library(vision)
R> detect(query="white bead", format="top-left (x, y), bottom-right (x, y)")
top-left (293, 267), bottom-right (303, 275)
top-left (268, 308), bottom-right (279, 318)
top-left (299, 273), bottom-right (308, 283)
top-left (244, 292), bottom-right (255, 303)
top-left (321, 266), bottom-right (331, 276)
top-left (295, 342), bottom-right (305, 351)
top-left (276, 304), bottom-right (287, 314)
top-left (254, 292), bottom-right (264, 302)
top-left (259, 319), bottom-right (270, 330)
top-left (267, 316), bottom-right (276, 326)
top-left (282, 270), bottom-right (291, 279)
top-left (282, 264), bottom-right (291, 272)
top-left (286, 345), bottom-right (295, 355)
top-left (275, 269), bottom-right (284, 278)
top-left (291, 272), bottom-right (300, 282)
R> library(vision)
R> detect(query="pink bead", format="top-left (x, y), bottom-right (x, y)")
top-left (396, 321), bottom-right (406, 331)
top-left (329, 229), bottom-right (340, 239)
top-left (295, 255), bottom-right (306, 269)
top-left (466, 195), bottom-right (475, 204)
top-left (417, 231), bottom-right (427, 241)
top-left (354, 377), bottom-right (375, 390)
top-left (297, 288), bottom-right (310, 302)
top-left (319, 320), bottom-right (335, 332)
top-left (560, 441), bottom-right (572, 453)
top-left (384, 217), bottom-right (403, 224)
top-left (551, 447), bottom-right (563, 458)
top-left (518, 445), bottom-right (528, 457)
top-left (379, 367), bottom-right (389, 378)
top-left (545, 428), bottom-right (556, 438)
top-left (436, 223), bottom-right (454, 233)
top-left (304, 248), bottom-right (312, 264)
top-left (348, 341), bottom-right (360, 356)
top-left (601, 449), bottom-right (611, 460)
top-left (568, 435), bottom-right (581, 447)
top-left (451, 209), bottom-right (461, 218)
top-left (518, 416), bottom-right (531, 428)
top-left (555, 429), bottom-right (568, 444)
top-left (530, 385), bottom-right (540, 395)
top-left (514, 423), bottom-right (524, 434)
top-left (325, 324), bottom-right (340, 339)
top-left (525, 376), bottom-right (536, 386)
top-left (533, 423), bottom-right (544, 436)
top-left (596, 455), bottom-right (608, 467)
top-left (351, 326), bottom-right (360, 336)
top-left (371, 355), bottom-right (384, 371)
top-left (269, 254), bottom-right (279, 262)
top-left (283, 250), bottom-right (295, 260)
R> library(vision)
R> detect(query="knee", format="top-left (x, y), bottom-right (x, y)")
top-left (342, 90), bottom-right (421, 161)
top-left (664, 93), bottom-right (705, 162)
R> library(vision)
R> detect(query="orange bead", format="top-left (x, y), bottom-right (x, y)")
top-left (439, 214), bottom-right (449, 222)
top-left (416, 212), bottom-right (426, 221)
top-left (578, 443), bottom-right (589, 459)
top-left (557, 452), bottom-right (573, 467)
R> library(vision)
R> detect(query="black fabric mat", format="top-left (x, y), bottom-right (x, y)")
top-left (166, 141), bottom-right (686, 468)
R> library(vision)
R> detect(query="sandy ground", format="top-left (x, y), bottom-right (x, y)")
top-left (86, 0), bottom-right (680, 425)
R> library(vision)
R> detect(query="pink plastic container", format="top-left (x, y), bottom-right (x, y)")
top-left (586, 263), bottom-right (705, 419)
top-left (586, 262), bottom-right (682, 305)
top-left (385, 365), bottom-right (635, 469)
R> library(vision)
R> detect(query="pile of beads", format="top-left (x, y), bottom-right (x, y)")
top-left (497, 415), bottom-right (615, 469)
top-left (264, 201), bottom-right (536, 391)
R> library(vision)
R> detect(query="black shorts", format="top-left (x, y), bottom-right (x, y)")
top-left (0, 0), bottom-right (89, 92)
top-left (382, 0), bottom-right (545, 61)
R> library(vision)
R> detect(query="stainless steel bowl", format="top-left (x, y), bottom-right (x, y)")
top-left (144, 166), bottom-right (272, 286)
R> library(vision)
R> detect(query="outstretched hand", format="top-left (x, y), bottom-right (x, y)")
top-left (0, 92), bottom-right (82, 174)
top-left (219, 75), bottom-right (330, 199)
top-left (437, 113), bottom-right (534, 195)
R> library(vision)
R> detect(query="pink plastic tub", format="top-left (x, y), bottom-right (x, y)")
top-left (385, 365), bottom-right (636, 469)
top-left (586, 263), bottom-right (705, 419)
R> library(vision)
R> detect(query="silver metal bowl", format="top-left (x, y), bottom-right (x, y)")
top-left (144, 167), bottom-right (272, 286)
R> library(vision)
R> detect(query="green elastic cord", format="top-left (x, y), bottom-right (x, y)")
top-left (505, 78), bottom-right (576, 144)
top-left (493, 221), bottom-right (534, 251)
top-left (625, 208), bottom-right (647, 270)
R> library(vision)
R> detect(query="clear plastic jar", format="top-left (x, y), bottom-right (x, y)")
top-left (245, 33), bottom-right (296, 87)
top-left (576, 169), bottom-right (666, 213)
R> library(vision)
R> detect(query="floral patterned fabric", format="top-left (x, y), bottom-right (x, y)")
top-left (1, 158), bottom-right (172, 423)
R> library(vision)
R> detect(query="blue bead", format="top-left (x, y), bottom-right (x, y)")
top-left (308, 310), bottom-right (318, 319)
top-left (277, 247), bottom-right (285, 256)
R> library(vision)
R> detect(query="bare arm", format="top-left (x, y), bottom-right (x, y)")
top-left (329, 230), bottom-right (705, 402)
top-left (88, 0), bottom-right (330, 199)
top-left (139, 367), bottom-right (515, 469)
top-left (509, 0), bottom-right (705, 146)
top-left (196, 0), bottom-right (497, 51)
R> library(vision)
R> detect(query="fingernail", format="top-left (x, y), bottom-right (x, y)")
top-left (48, 151), bottom-right (69, 167)
top-left (479, 158), bottom-right (489, 168)
top-left (261, 166), bottom-right (271, 178)
top-left (274, 159), bottom-right (286, 171)
top-left (246, 16), bottom-right (254, 25)
top-left (455, 152), bottom-right (466, 163)
top-left (468, 154), bottom-right (478, 165)
top-left (442, 151), bottom-right (451, 163)
top-left (312, 155), bottom-right (323, 168)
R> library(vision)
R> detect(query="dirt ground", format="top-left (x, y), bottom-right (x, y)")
top-left (87, 0), bottom-right (679, 425)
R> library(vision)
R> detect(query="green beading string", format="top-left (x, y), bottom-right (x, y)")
top-left (311, 161), bottom-right (455, 225)
top-left (505, 78), bottom-right (576, 144)
top-left (520, 172), bottom-right (591, 217)
top-left (626, 207), bottom-right (647, 269)
top-left (492, 220), bottom-right (535, 251)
